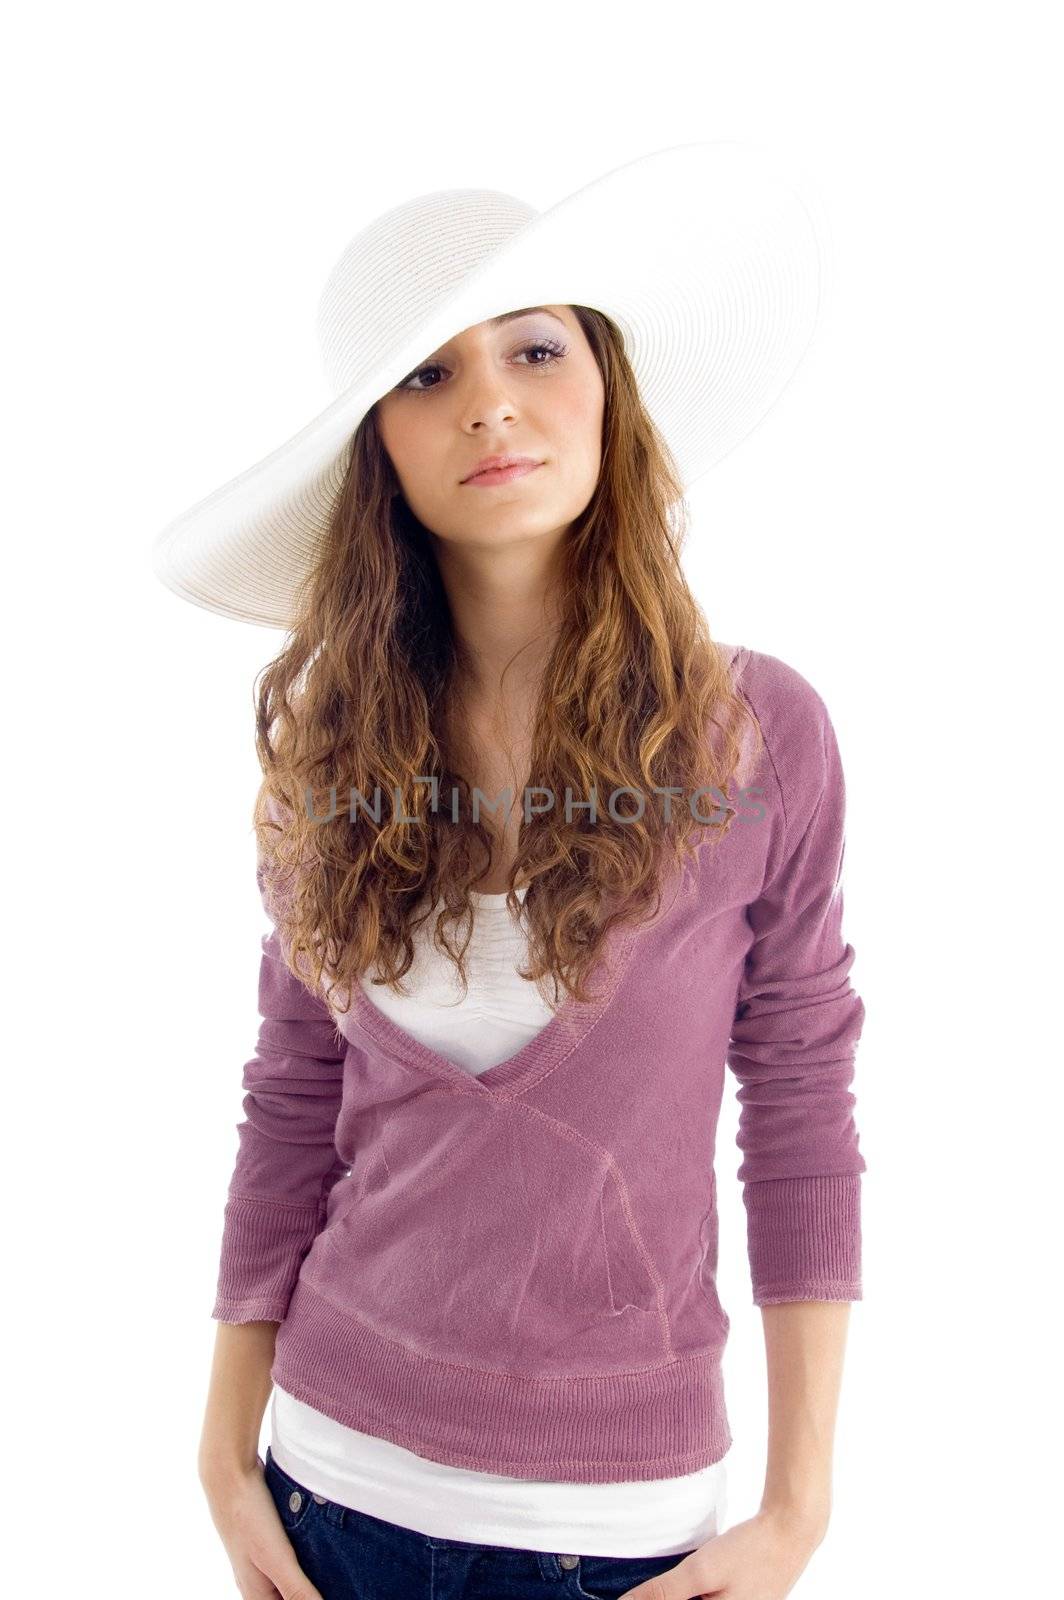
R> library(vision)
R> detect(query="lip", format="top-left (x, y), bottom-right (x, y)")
top-left (461, 454), bottom-right (542, 486)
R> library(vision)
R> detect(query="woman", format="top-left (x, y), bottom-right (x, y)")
top-left (155, 145), bottom-right (866, 1600)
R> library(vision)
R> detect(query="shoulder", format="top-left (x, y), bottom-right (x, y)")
top-left (728, 643), bottom-right (831, 741)
top-left (721, 642), bottom-right (844, 852)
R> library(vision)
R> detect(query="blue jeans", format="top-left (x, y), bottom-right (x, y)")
top-left (263, 1446), bottom-right (699, 1599)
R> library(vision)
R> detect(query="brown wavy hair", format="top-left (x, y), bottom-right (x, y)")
top-left (252, 304), bottom-right (762, 1015)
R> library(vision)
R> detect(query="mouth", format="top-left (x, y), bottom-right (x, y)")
top-left (461, 459), bottom-right (543, 487)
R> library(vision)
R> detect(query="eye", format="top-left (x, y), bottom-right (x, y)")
top-left (396, 338), bottom-right (568, 394)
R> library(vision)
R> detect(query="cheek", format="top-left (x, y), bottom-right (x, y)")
top-left (379, 412), bottom-right (444, 493)
top-left (374, 409), bottom-right (404, 476)
top-left (551, 387), bottom-right (602, 456)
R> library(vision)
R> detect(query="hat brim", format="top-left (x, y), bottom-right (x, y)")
top-left (152, 140), bottom-right (830, 629)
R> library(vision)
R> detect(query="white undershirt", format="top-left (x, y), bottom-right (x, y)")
top-left (269, 887), bottom-right (727, 1557)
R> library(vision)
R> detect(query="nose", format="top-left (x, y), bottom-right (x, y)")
top-left (458, 364), bottom-right (519, 433)
top-left (465, 397), bottom-right (517, 432)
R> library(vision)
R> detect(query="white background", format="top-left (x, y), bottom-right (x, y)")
top-left (4, 2), bottom-right (1059, 1594)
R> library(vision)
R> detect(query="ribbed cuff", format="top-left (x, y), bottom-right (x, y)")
top-left (212, 1295), bottom-right (291, 1324)
top-left (211, 1193), bottom-right (320, 1324)
top-left (742, 1173), bottom-right (862, 1306)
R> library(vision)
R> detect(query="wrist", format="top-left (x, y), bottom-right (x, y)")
top-left (198, 1445), bottom-right (261, 1493)
top-left (759, 1495), bottom-right (831, 1544)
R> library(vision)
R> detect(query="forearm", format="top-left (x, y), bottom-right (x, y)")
top-left (198, 1319), bottom-right (279, 1487)
top-left (758, 1300), bottom-right (851, 1533)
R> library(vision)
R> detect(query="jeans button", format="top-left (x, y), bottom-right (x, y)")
top-left (313, 1494), bottom-right (327, 1504)
top-left (559, 1554), bottom-right (580, 1570)
top-left (288, 1491), bottom-right (302, 1512)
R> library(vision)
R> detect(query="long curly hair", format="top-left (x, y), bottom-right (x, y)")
top-left (253, 304), bottom-right (762, 1015)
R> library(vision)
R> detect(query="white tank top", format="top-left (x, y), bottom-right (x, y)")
top-left (269, 887), bottom-right (728, 1557)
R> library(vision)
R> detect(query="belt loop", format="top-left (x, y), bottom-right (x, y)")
top-left (536, 1551), bottom-right (566, 1580)
top-left (322, 1496), bottom-right (345, 1528)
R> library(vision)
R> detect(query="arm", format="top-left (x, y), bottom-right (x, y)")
top-left (211, 871), bottom-right (349, 1324)
top-left (199, 1321), bottom-right (278, 1486)
top-left (726, 683), bottom-right (866, 1305)
top-left (669, 1296), bottom-right (853, 1598)
top-left (726, 678), bottom-right (866, 1534)
top-left (759, 1300), bottom-right (850, 1536)
top-left (200, 851), bottom-right (348, 1483)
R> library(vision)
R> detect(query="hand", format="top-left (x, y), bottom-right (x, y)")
top-left (200, 1456), bottom-right (325, 1599)
top-left (616, 1505), bottom-right (829, 1599)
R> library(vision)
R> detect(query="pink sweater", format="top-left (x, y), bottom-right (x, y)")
top-left (211, 644), bottom-right (866, 1483)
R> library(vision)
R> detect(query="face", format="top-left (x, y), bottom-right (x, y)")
top-left (373, 305), bottom-right (605, 550)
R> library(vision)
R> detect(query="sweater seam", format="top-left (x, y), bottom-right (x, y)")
top-left (225, 1189), bottom-right (320, 1216)
top-left (214, 1297), bottom-right (288, 1314)
top-left (492, 1100), bottom-right (676, 1360)
top-left (293, 1275), bottom-right (722, 1384)
top-left (502, 925), bottom-right (641, 1102)
top-left (271, 1367), bottom-right (730, 1475)
top-left (737, 674), bottom-right (789, 894)
top-left (743, 1170), bottom-right (862, 1191)
top-left (756, 1282), bottom-right (862, 1300)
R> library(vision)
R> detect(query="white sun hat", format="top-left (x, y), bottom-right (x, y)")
top-left (150, 140), bottom-right (831, 629)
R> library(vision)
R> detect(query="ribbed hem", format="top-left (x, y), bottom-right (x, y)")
top-left (270, 1277), bottom-right (733, 1484)
top-left (211, 1193), bottom-right (320, 1323)
top-left (743, 1172), bottom-right (862, 1305)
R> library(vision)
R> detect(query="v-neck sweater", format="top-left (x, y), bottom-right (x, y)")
top-left (210, 643), bottom-right (867, 1484)
top-left (267, 890), bottom-right (728, 1556)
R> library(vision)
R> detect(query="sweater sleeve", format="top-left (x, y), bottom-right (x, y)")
top-left (726, 677), bottom-right (866, 1306)
top-left (211, 864), bottom-right (349, 1325)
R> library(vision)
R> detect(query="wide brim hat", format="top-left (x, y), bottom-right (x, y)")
top-left (151, 140), bottom-right (831, 629)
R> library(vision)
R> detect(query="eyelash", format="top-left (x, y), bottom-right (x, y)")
top-left (398, 338), bottom-right (568, 394)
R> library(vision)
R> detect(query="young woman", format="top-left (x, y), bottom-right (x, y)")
top-left (155, 145), bottom-right (866, 1600)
